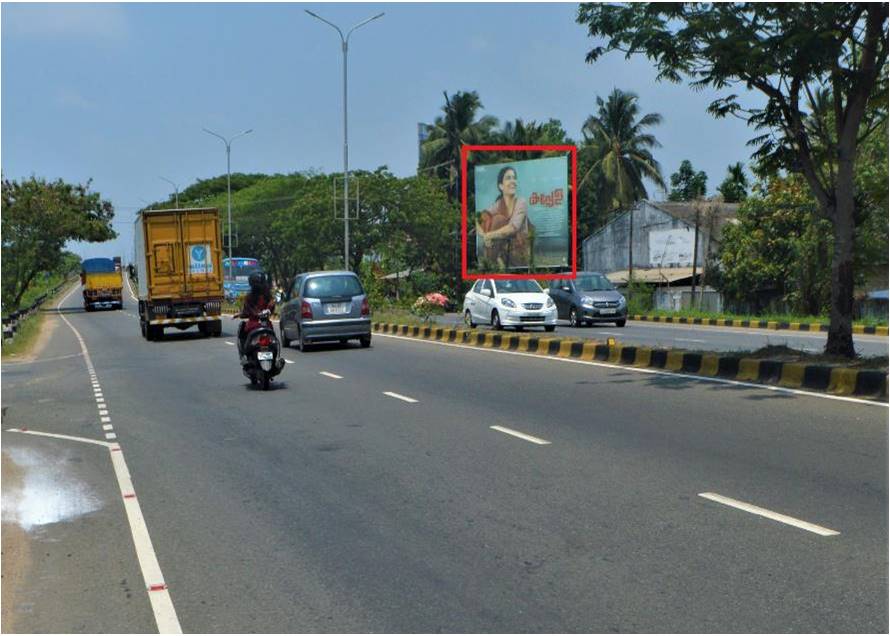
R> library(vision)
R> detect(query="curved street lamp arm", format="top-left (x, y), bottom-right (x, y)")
top-left (346, 12), bottom-right (384, 41)
top-left (305, 10), bottom-right (345, 41)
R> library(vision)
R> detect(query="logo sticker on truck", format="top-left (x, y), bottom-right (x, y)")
top-left (189, 244), bottom-right (213, 275)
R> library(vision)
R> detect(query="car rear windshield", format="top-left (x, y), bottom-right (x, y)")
top-left (494, 280), bottom-right (542, 294)
top-left (304, 275), bottom-right (363, 298)
top-left (575, 274), bottom-right (613, 291)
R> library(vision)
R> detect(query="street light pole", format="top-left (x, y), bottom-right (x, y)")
top-left (306, 9), bottom-right (384, 271)
top-left (202, 128), bottom-right (253, 281)
top-left (158, 176), bottom-right (180, 208)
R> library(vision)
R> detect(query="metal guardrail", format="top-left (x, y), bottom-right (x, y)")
top-left (2, 276), bottom-right (76, 341)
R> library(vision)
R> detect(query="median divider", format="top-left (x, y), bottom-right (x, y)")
top-left (630, 314), bottom-right (889, 337)
top-left (372, 322), bottom-right (888, 401)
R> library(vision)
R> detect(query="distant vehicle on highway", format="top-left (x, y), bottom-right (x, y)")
top-left (279, 271), bottom-right (371, 351)
top-left (223, 257), bottom-right (263, 301)
top-left (547, 272), bottom-right (627, 327)
top-left (81, 257), bottom-right (123, 311)
top-left (463, 278), bottom-right (557, 331)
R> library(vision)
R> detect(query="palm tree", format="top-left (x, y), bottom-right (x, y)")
top-left (579, 88), bottom-right (666, 281)
top-left (495, 118), bottom-right (571, 153)
top-left (717, 162), bottom-right (749, 202)
top-left (419, 91), bottom-right (498, 201)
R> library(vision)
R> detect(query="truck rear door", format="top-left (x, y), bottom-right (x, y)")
top-left (145, 212), bottom-right (185, 298)
top-left (181, 210), bottom-right (222, 298)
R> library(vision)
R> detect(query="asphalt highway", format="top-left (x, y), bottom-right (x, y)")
top-left (438, 312), bottom-right (889, 357)
top-left (1, 282), bottom-right (887, 632)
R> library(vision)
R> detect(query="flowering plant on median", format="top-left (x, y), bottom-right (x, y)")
top-left (411, 292), bottom-right (449, 323)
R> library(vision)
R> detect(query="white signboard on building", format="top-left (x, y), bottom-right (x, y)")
top-left (649, 229), bottom-right (694, 267)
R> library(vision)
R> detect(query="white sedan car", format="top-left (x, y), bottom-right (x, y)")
top-left (463, 278), bottom-right (557, 331)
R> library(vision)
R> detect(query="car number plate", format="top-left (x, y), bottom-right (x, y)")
top-left (600, 308), bottom-right (616, 315)
top-left (325, 302), bottom-right (350, 315)
top-left (257, 351), bottom-right (273, 360)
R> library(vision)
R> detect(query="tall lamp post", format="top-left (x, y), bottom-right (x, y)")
top-left (305, 9), bottom-right (384, 271)
top-left (158, 176), bottom-right (180, 208)
top-left (202, 127), bottom-right (253, 280)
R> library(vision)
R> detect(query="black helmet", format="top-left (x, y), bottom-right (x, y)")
top-left (248, 271), bottom-right (267, 293)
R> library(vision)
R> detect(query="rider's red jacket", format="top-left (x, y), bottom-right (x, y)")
top-left (238, 293), bottom-right (276, 334)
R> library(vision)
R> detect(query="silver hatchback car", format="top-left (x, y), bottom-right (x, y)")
top-left (279, 271), bottom-right (371, 351)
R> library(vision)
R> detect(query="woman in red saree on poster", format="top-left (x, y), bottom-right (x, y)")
top-left (476, 166), bottom-right (533, 269)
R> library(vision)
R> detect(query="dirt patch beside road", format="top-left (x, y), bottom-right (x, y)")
top-left (2, 451), bottom-right (32, 633)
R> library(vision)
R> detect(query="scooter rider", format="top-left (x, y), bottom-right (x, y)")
top-left (235, 271), bottom-right (276, 355)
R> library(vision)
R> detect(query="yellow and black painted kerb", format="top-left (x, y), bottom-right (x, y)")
top-left (630, 314), bottom-right (889, 336)
top-left (373, 322), bottom-right (888, 401)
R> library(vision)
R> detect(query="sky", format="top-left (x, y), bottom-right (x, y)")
top-left (2, 2), bottom-right (763, 261)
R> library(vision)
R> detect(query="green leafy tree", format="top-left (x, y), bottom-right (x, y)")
top-left (2, 176), bottom-right (116, 311)
top-left (717, 177), bottom-right (832, 315)
top-left (577, 2), bottom-right (889, 356)
top-left (419, 90), bottom-right (498, 201)
top-left (717, 163), bottom-right (749, 203)
top-left (668, 160), bottom-right (707, 201)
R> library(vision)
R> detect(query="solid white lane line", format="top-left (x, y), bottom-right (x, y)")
top-left (383, 391), bottom-right (418, 404)
top-left (376, 333), bottom-right (887, 408)
top-left (53, 283), bottom-right (183, 633)
top-left (698, 492), bottom-right (840, 537)
top-left (6, 428), bottom-right (111, 448)
top-left (490, 425), bottom-right (551, 445)
top-left (108, 441), bottom-right (180, 631)
top-left (676, 338), bottom-right (707, 343)
top-left (102, 424), bottom-right (114, 431)
top-left (320, 371), bottom-right (343, 379)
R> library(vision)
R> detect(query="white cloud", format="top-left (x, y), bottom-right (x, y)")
top-left (3, 3), bottom-right (129, 40)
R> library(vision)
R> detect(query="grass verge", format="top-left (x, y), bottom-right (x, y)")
top-left (1, 277), bottom-right (77, 359)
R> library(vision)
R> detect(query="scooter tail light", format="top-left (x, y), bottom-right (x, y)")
top-left (258, 334), bottom-right (272, 347)
top-left (301, 300), bottom-right (312, 319)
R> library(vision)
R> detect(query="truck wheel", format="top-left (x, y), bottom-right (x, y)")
top-left (211, 320), bottom-right (222, 337)
top-left (147, 325), bottom-right (162, 341)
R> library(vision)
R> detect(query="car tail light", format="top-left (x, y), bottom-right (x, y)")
top-left (361, 298), bottom-right (370, 316)
top-left (258, 334), bottom-right (272, 347)
top-left (301, 300), bottom-right (312, 319)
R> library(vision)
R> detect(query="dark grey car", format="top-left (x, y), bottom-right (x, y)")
top-left (279, 271), bottom-right (371, 351)
top-left (547, 272), bottom-right (627, 327)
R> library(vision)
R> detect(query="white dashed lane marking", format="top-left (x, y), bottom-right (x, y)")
top-left (490, 425), bottom-right (551, 445)
top-left (383, 391), bottom-right (418, 404)
top-left (698, 492), bottom-right (840, 537)
top-left (320, 371), bottom-right (343, 379)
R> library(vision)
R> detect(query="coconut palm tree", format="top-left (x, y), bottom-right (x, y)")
top-left (419, 91), bottom-right (498, 201)
top-left (580, 88), bottom-right (666, 211)
top-left (580, 88), bottom-right (666, 281)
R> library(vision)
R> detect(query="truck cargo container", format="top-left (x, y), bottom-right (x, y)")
top-left (81, 257), bottom-right (123, 311)
top-left (134, 208), bottom-right (224, 340)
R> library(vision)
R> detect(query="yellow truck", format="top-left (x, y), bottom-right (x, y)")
top-left (81, 258), bottom-right (123, 311)
top-left (134, 208), bottom-right (224, 340)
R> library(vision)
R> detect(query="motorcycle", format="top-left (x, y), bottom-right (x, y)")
top-left (235, 309), bottom-right (285, 390)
